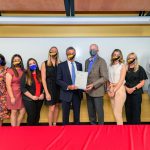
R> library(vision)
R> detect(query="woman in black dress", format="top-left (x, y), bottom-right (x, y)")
top-left (125, 52), bottom-right (148, 124)
top-left (41, 47), bottom-right (61, 126)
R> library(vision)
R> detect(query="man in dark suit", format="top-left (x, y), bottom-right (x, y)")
top-left (57, 47), bottom-right (82, 125)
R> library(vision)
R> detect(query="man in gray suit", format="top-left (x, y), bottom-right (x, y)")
top-left (85, 44), bottom-right (108, 125)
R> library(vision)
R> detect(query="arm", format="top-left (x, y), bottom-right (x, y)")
top-left (41, 62), bottom-right (51, 100)
top-left (6, 73), bottom-right (15, 104)
top-left (56, 64), bottom-right (68, 90)
top-left (113, 64), bottom-right (126, 93)
top-left (93, 59), bottom-right (109, 89)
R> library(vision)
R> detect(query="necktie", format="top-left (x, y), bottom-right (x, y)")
top-left (88, 59), bottom-right (93, 74)
top-left (71, 62), bottom-right (76, 84)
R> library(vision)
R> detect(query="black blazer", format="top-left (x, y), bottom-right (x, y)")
top-left (20, 72), bottom-right (44, 101)
top-left (56, 60), bottom-right (83, 102)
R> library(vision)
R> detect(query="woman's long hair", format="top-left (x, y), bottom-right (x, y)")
top-left (25, 58), bottom-right (41, 86)
top-left (110, 49), bottom-right (124, 66)
top-left (47, 46), bottom-right (61, 66)
top-left (11, 54), bottom-right (24, 77)
top-left (126, 52), bottom-right (139, 72)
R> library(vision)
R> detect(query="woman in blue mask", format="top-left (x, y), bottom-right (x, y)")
top-left (0, 54), bottom-right (9, 126)
top-left (21, 58), bottom-right (44, 125)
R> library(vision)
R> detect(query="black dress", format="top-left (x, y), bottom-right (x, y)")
top-left (44, 61), bottom-right (60, 106)
top-left (125, 65), bottom-right (148, 124)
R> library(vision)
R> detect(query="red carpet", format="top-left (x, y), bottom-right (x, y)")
top-left (0, 125), bottom-right (150, 150)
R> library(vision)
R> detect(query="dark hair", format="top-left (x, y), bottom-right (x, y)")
top-left (25, 58), bottom-right (41, 86)
top-left (0, 54), bottom-right (6, 66)
top-left (66, 47), bottom-right (76, 54)
top-left (11, 54), bottom-right (24, 77)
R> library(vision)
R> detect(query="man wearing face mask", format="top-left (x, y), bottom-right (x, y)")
top-left (57, 47), bottom-right (83, 125)
top-left (85, 44), bottom-right (108, 125)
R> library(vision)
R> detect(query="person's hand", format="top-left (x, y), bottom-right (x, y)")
top-left (32, 95), bottom-right (39, 101)
top-left (126, 87), bottom-right (135, 94)
top-left (10, 97), bottom-right (16, 105)
top-left (108, 91), bottom-right (115, 98)
top-left (46, 93), bottom-right (51, 101)
top-left (68, 85), bottom-right (78, 90)
top-left (39, 93), bottom-right (44, 100)
top-left (85, 84), bottom-right (94, 92)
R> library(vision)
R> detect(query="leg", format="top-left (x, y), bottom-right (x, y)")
top-left (0, 120), bottom-right (2, 126)
top-left (113, 86), bottom-right (126, 125)
top-left (132, 94), bottom-right (142, 124)
top-left (48, 105), bottom-right (55, 126)
top-left (70, 0), bottom-right (75, 16)
top-left (125, 94), bottom-right (133, 124)
top-left (72, 94), bottom-right (81, 125)
top-left (86, 95), bottom-right (97, 124)
top-left (17, 107), bottom-right (26, 126)
top-left (10, 110), bottom-right (18, 126)
top-left (35, 100), bottom-right (43, 125)
top-left (53, 103), bottom-right (60, 126)
top-left (94, 97), bottom-right (104, 125)
top-left (23, 100), bottom-right (36, 126)
top-left (62, 101), bottom-right (71, 125)
top-left (64, 0), bottom-right (70, 16)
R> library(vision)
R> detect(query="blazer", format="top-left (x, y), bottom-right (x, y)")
top-left (20, 72), bottom-right (44, 101)
top-left (56, 60), bottom-right (83, 102)
top-left (85, 55), bottom-right (108, 97)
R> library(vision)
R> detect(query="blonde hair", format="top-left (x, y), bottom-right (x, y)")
top-left (126, 52), bottom-right (139, 72)
top-left (47, 46), bottom-right (61, 66)
top-left (111, 49), bottom-right (124, 66)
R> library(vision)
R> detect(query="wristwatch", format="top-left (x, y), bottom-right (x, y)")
top-left (134, 86), bottom-right (138, 90)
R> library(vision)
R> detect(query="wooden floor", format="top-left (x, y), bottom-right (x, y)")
top-left (3, 93), bottom-right (150, 123)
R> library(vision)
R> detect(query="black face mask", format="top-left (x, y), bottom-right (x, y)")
top-left (112, 56), bottom-right (120, 61)
top-left (127, 59), bottom-right (136, 64)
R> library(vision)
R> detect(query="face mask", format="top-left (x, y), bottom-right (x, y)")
top-left (29, 64), bottom-right (37, 71)
top-left (49, 52), bottom-right (57, 58)
top-left (90, 50), bottom-right (97, 57)
top-left (0, 59), bottom-right (3, 65)
top-left (67, 54), bottom-right (75, 60)
top-left (127, 58), bottom-right (136, 64)
top-left (112, 56), bottom-right (120, 61)
top-left (13, 61), bottom-right (21, 66)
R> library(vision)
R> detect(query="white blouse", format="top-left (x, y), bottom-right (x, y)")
top-left (108, 63), bottom-right (124, 84)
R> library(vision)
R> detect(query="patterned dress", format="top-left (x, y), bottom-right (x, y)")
top-left (0, 67), bottom-right (9, 120)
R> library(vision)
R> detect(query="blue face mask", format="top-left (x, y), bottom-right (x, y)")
top-left (90, 50), bottom-right (97, 57)
top-left (29, 64), bottom-right (37, 71)
top-left (0, 59), bottom-right (3, 65)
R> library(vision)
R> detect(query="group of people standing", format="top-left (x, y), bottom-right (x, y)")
top-left (0, 44), bottom-right (148, 126)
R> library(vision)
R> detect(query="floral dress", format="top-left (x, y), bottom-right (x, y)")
top-left (0, 68), bottom-right (9, 120)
